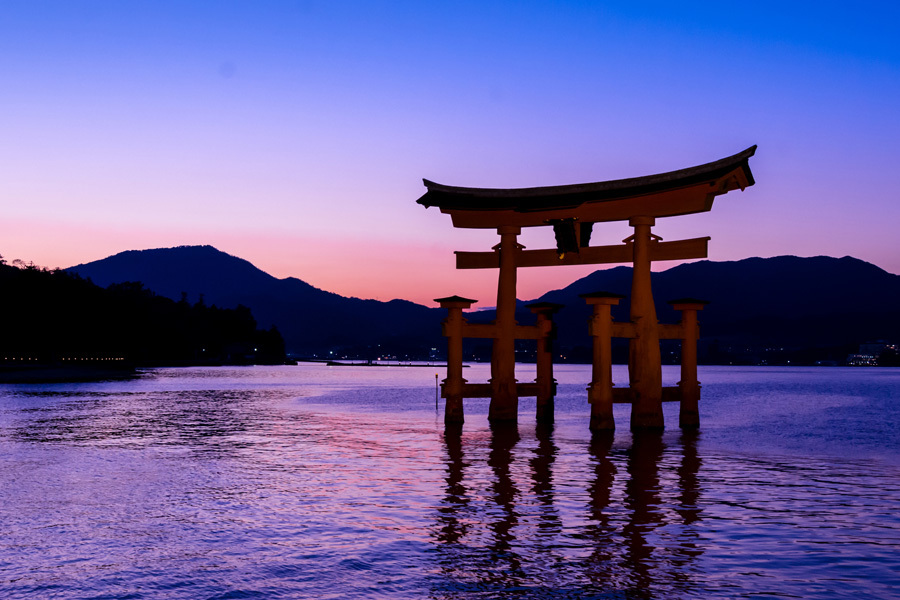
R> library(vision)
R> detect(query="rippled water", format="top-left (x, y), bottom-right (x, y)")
top-left (1, 364), bottom-right (899, 599)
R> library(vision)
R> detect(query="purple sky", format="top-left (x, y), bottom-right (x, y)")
top-left (2, 1), bottom-right (898, 305)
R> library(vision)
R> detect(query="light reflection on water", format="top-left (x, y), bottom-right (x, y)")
top-left (0, 365), bottom-right (898, 599)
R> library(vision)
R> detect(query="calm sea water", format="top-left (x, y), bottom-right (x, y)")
top-left (1, 364), bottom-right (899, 599)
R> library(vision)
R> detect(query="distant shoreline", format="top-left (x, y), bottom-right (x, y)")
top-left (0, 359), bottom-right (289, 383)
top-left (296, 359), bottom-right (450, 368)
top-left (2, 361), bottom-right (893, 384)
top-left (0, 363), bottom-right (137, 384)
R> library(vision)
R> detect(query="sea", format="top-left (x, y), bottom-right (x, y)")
top-left (1, 363), bottom-right (898, 599)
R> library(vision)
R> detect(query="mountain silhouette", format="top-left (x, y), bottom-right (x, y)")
top-left (533, 255), bottom-right (899, 343)
top-left (69, 247), bottom-right (900, 363)
top-left (507, 255), bottom-right (900, 364)
top-left (68, 245), bottom-right (442, 355)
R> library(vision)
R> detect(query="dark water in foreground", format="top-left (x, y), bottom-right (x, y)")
top-left (1, 364), bottom-right (899, 599)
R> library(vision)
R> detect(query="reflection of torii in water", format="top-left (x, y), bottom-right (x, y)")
top-left (430, 426), bottom-right (705, 593)
top-left (419, 146), bottom-right (756, 430)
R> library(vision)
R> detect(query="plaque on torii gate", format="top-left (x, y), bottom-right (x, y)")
top-left (419, 146), bottom-right (756, 430)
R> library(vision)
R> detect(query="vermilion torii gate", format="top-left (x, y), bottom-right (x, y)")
top-left (419, 146), bottom-right (756, 430)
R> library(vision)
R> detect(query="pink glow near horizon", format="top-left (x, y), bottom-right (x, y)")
top-left (2, 2), bottom-right (899, 306)
top-left (5, 205), bottom-right (896, 308)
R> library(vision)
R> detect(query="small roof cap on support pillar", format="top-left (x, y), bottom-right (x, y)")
top-left (435, 295), bottom-right (478, 309)
top-left (667, 298), bottom-right (709, 311)
top-left (580, 291), bottom-right (625, 305)
top-left (526, 301), bottom-right (565, 315)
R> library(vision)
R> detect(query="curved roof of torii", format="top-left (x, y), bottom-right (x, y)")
top-left (417, 145), bottom-right (756, 228)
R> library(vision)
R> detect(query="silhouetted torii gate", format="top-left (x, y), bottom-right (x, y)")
top-left (418, 146), bottom-right (756, 430)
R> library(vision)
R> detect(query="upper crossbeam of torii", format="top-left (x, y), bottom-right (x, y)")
top-left (418, 146), bottom-right (756, 431)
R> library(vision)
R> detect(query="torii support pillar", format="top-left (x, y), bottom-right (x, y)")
top-left (490, 225), bottom-right (521, 422)
top-left (527, 302), bottom-right (563, 424)
top-left (628, 216), bottom-right (664, 430)
top-left (669, 298), bottom-right (708, 429)
top-left (436, 295), bottom-right (477, 424)
top-left (583, 292), bottom-right (624, 432)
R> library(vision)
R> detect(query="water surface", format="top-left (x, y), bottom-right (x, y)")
top-left (1, 364), bottom-right (898, 599)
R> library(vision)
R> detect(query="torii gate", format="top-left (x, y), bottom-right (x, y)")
top-left (418, 146), bottom-right (756, 430)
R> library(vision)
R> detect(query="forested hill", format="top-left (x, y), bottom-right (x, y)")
top-left (68, 245), bottom-right (443, 356)
top-left (1, 260), bottom-right (285, 366)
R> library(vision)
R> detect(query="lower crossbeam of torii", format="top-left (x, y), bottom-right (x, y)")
top-left (418, 146), bottom-right (756, 431)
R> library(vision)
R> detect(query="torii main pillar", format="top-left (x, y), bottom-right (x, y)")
top-left (628, 216), bottom-right (664, 429)
top-left (490, 225), bottom-right (521, 420)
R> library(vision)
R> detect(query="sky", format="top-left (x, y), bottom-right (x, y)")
top-left (2, 1), bottom-right (898, 306)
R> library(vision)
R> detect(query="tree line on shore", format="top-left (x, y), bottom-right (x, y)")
top-left (0, 257), bottom-right (285, 366)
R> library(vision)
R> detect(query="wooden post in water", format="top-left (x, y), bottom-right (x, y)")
top-left (627, 217), bottom-right (664, 430)
top-left (583, 292), bottom-right (624, 432)
top-left (490, 226), bottom-right (521, 422)
top-left (436, 295), bottom-right (476, 424)
top-left (527, 302), bottom-right (563, 424)
top-left (668, 298), bottom-right (708, 429)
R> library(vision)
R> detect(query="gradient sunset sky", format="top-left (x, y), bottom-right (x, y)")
top-left (2, 1), bottom-right (898, 305)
